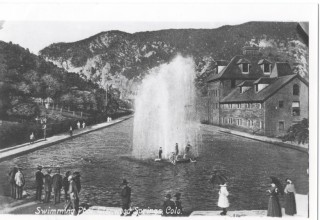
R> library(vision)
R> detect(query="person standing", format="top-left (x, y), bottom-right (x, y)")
top-left (175, 143), bottom-right (179, 156)
top-left (35, 165), bottom-right (44, 201)
top-left (67, 175), bottom-right (79, 216)
top-left (73, 172), bottom-right (81, 193)
top-left (14, 167), bottom-right (25, 200)
top-left (63, 171), bottom-right (71, 202)
top-left (82, 121), bottom-right (86, 129)
top-left (267, 179), bottom-right (282, 217)
top-left (159, 147), bottom-right (163, 159)
top-left (77, 121), bottom-right (81, 129)
top-left (284, 178), bottom-right (297, 216)
top-left (218, 182), bottom-right (229, 216)
top-left (8, 167), bottom-right (18, 199)
top-left (30, 132), bottom-right (35, 144)
top-left (162, 193), bottom-right (175, 216)
top-left (52, 168), bottom-right (63, 204)
top-left (120, 179), bottom-right (131, 216)
top-left (69, 126), bottom-right (73, 136)
top-left (44, 169), bottom-right (52, 203)
top-left (174, 193), bottom-right (183, 216)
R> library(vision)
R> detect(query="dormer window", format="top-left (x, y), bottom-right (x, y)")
top-left (258, 59), bottom-right (272, 75)
top-left (263, 63), bottom-right (271, 73)
top-left (242, 63), bottom-right (249, 73)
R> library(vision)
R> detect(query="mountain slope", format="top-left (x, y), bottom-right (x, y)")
top-left (39, 22), bottom-right (309, 99)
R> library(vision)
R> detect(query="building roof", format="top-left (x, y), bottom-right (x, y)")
top-left (237, 81), bottom-right (254, 87)
top-left (215, 60), bottom-right (229, 66)
top-left (207, 55), bottom-right (267, 82)
top-left (236, 58), bottom-right (251, 64)
top-left (270, 62), bottom-right (292, 78)
top-left (258, 59), bottom-right (272, 65)
top-left (220, 74), bottom-right (308, 103)
top-left (253, 77), bottom-right (277, 84)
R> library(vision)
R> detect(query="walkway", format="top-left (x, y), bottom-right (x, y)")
top-left (0, 115), bottom-right (133, 162)
top-left (201, 124), bottom-right (308, 153)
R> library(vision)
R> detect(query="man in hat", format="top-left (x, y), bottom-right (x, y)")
top-left (44, 169), bottom-right (52, 203)
top-left (52, 168), bottom-right (63, 204)
top-left (120, 179), bottom-right (131, 216)
top-left (174, 193), bottom-right (183, 215)
top-left (159, 147), bottom-right (163, 160)
top-left (15, 167), bottom-right (25, 199)
top-left (162, 193), bottom-right (175, 216)
top-left (67, 175), bottom-right (79, 216)
top-left (35, 165), bottom-right (44, 201)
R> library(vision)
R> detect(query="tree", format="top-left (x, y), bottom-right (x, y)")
top-left (283, 118), bottom-right (309, 144)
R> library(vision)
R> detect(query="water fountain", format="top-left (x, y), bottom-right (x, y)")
top-left (132, 55), bottom-right (200, 159)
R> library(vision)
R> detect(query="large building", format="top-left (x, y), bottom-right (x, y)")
top-left (204, 46), bottom-right (309, 137)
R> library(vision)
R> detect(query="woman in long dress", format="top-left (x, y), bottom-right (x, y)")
top-left (267, 181), bottom-right (282, 217)
top-left (218, 182), bottom-right (229, 215)
top-left (284, 178), bottom-right (297, 215)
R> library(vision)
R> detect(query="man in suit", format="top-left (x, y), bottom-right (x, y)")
top-left (162, 193), bottom-right (175, 216)
top-left (35, 165), bottom-right (44, 201)
top-left (44, 169), bottom-right (52, 203)
top-left (52, 168), bottom-right (63, 204)
top-left (120, 179), bottom-right (131, 216)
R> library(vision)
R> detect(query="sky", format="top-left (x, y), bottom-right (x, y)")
top-left (0, 21), bottom-right (242, 54)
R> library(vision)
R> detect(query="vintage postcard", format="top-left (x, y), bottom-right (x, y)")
top-left (0, 1), bottom-right (318, 220)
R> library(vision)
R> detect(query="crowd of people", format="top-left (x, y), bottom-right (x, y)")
top-left (159, 143), bottom-right (196, 165)
top-left (7, 164), bottom-right (297, 217)
top-left (8, 165), bottom-right (82, 215)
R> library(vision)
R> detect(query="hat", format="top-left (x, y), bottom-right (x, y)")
top-left (121, 179), bottom-right (128, 185)
top-left (165, 193), bottom-right (172, 199)
top-left (73, 171), bottom-right (81, 177)
top-left (174, 193), bottom-right (181, 198)
top-left (37, 165), bottom-right (43, 169)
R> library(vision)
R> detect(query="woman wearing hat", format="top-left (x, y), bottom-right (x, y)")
top-left (218, 182), bottom-right (229, 216)
top-left (284, 178), bottom-right (297, 216)
top-left (267, 177), bottom-right (282, 217)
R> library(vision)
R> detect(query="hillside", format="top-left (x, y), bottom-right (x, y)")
top-left (39, 22), bottom-right (309, 99)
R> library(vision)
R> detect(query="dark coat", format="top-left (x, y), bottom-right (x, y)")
top-left (175, 200), bottom-right (182, 214)
top-left (35, 170), bottom-right (44, 187)
top-left (267, 186), bottom-right (282, 217)
top-left (8, 168), bottom-right (17, 184)
top-left (44, 174), bottom-right (52, 192)
top-left (52, 174), bottom-right (63, 190)
top-left (162, 200), bottom-right (175, 216)
top-left (121, 185), bottom-right (131, 205)
top-left (63, 176), bottom-right (69, 191)
top-left (74, 176), bottom-right (81, 193)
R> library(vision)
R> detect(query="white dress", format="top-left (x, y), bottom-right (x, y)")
top-left (218, 185), bottom-right (229, 208)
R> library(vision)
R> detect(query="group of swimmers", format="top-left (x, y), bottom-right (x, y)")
top-left (158, 143), bottom-right (196, 165)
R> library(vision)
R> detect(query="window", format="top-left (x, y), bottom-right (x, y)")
top-left (242, 63), bottom-right (249, 73)
top-left (279, 121), bottom-right (285, 132)
top-left (264, 63), bottom-right (270, 73)
top-left (236, 119), bottom-right (242, 126)
top-left (255, 84), bottom-right (258, 92)
top-left (257, 103), bottom-right (262, 109)
top-left (228, 118), bottom-right (233, 124)
top-left (240, 87), bottom-right (243, 93)
top-left (293, 84), bottom-right (299, 96)
top-left (231, 80), bottom-right (236, 88)
top-left (292, 101), bottom-right (300, 116)
top-left (228, 104), bottom-right (232, 109)
top-left (279, 101), bottom-right (284, 108)
top-left (237, 104), bottom-right (241, 109)
top-left (260, 121), bottom-right (264, 129)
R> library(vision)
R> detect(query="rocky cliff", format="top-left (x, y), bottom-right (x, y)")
top-left (39, 22), bottom-right (309, 100)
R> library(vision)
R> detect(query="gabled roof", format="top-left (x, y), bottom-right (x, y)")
top-left (220, 74), bottom-right (308, 103)
top-left (237, 58), bottom-right (251, 64)
top-left (258, 59), bottom-right (272, 65)
top-left (207, 55), bottom-right (266, 82)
